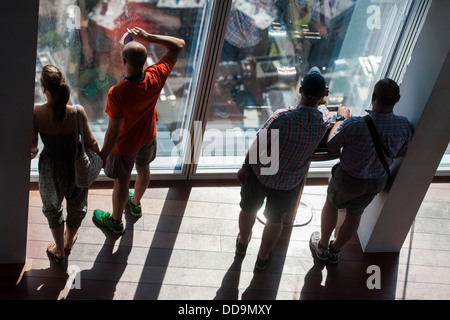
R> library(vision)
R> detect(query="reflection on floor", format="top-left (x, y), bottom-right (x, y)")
top-left (1, 179), bottom-right (449, 300)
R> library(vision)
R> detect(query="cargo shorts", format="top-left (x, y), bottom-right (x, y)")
top-left (104, 138), bottom-right (157, 179)
top-left (327, 163), bottom-right (388, 216)
top-left (240, 169), bottom-right (302, 224)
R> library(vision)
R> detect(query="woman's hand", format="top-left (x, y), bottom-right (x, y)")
top-left (31, 147), bottom-right (39, 160)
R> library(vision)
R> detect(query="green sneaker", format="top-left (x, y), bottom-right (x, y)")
top-left (127, 191), bottom-right (142, 218)
top-left (93, 209), bottom-right (125, 235)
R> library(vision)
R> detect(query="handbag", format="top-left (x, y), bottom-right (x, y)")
top-left (73, 105), bottom-right (103, 188)
top-left (363, 115), bottom-right (395, 189)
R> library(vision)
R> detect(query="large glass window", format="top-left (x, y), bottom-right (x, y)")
top-left (32, 0), bottom-right (440, 180)
top-left (196, 0), bottom-right (414, 174)
top-left (31, 0), bottom-right (212, 178)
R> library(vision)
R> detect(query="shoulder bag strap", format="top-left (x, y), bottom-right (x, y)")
top-left (73, 105), bottom-right (85, 157)
top-left (363, 115), bottom-right (391, 175)
top-left (74, 105), bottom-right (79, 158)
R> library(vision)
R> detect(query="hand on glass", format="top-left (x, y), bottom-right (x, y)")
top-left (127, 27), bottom-right (150, 41)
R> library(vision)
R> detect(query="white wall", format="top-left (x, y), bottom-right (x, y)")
top-left (358, 0), bottom-right (450, 252)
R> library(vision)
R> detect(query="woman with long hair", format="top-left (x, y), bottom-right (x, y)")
top-left (31, 65), bottom-right (100, 262)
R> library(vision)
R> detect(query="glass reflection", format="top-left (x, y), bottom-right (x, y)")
top-left (210, 0), bottom-right (353, 126)
top-left (200, 0), bottom-right (412, 170)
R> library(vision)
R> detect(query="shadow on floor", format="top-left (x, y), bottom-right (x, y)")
top-left (299, 246), bottom-right (400, 300)
top-left (214, 226), bottom-right (294, 300)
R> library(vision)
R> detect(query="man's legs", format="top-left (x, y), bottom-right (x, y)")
top-left (238, 209), bottom-right (256, 246)
top-left (319, 199), bottom-right (339, 248)
top-left (258, 220), bottom-right (282, 260)
top-left (331, 213), bottom-right (361, 251)
top-left (131, 163), bottom-right (150, 206)
top-left (111, 176), bottom-right (131, 222)
top-left (319, 199), bottom-right (361, 250)
top-left (130, 138), bottom-right (156, 207)
top-left (238, 210), bottom-right (284, 260)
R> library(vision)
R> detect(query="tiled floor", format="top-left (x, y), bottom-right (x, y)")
top-left (1, 178), bottom-right (449, 300)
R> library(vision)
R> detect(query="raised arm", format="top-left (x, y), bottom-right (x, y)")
top-left (128, 27), bottom-right (185, 63)
top-left (327, 104), bottom-right (351, 141)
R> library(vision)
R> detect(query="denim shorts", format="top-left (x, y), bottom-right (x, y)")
top-left (105, 138), bottom-right (157, 179)
top-left (240, 169), bottom-right (302, 223)
top-left (327, 163), bottom-right (388, 216)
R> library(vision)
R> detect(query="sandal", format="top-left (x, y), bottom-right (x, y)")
top-left (64, 233), bottom-right (78, 254)
top-left (46, 242), bottom-right (65, 262)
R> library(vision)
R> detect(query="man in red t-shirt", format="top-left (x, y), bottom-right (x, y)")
top-left (94, 27), bottom-right (185, 235)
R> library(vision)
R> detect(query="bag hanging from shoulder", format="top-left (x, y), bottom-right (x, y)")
top-left (73, 105), bottom-right (103, 188)
top-left (363, 115), bottom-right (395, 190)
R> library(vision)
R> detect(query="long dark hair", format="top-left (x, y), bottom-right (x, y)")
top-left (40, 65), bottom-right (70, 122)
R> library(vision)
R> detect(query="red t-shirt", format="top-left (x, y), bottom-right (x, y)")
top-left (105, 56), bottom-right (174, 155)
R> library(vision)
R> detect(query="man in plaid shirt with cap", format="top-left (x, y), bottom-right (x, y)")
top-left (236, 67), bottom-right (332, 270)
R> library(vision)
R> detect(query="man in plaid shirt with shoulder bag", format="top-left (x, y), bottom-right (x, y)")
top-left (236, 67), bottom-right (332, 270)
top-left (310, 78), bottom-right (413, 264)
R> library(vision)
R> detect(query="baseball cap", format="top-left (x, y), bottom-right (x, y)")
top-left (301, 66), bottom-right (326, 99)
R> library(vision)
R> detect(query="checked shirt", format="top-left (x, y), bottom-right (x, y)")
top-left (327, 110), bottom-right (413, 179)
top-left (252, 104), bottom-right (332, 190)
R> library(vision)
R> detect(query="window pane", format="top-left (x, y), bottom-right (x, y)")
top-left (32, 0), bottom-right (212, 177)
top-left (197, 0), bottom-right (413, 173)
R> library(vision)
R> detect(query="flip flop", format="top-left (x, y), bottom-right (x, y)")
top-left (64, 233), bottom-right (78, 254)
top-left (46, 242), bottom-right (65, 262)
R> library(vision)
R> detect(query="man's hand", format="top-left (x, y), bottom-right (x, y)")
top-left (100, 117), bottom-right (122, 169)
top-left (327, 104), bottom-right (351, 142)
top-left (337, 104), bottom-right (351, 119)
top-left (127, 27), bottom-right (150, 41)
top-left (99, 150), bottom-right (108, 169)
top-left (313, 22), bottom-right (328, 39)
top-left (126, 27), bottom-right (185, 63)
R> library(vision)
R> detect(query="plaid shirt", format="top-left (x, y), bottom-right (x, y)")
top-left (252, 104), bottom-right (332, 190)
top-left (224, 0), bottom-right (277, 48)
top-left (309, 0), bottom-right (337, 28)
top-left (328, 110), bottom-right (413, 179)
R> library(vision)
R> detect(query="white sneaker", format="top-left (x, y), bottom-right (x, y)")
top-left (309, 231), bottom-right (328, 261)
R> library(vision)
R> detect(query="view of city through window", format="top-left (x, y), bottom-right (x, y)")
top-left (32, 0), bottom-right (211, 176)
top-left (32, 0), bottom-right (448, 178)
top-left (198, 0), bottom-right (415, 172)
